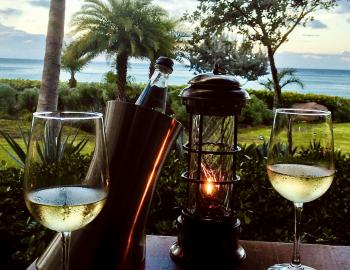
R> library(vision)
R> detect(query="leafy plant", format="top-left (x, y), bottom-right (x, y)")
top-left (0, 83), bottom-right (17, 114)
top-left (18, 88), bottom-right (39, 112)
top-left (0, 129), bottom-right (28, 168)
top-left (259, 68), bottom-right (304, 91)
top-left (35, 124), bottom-right (89, 166)
top-left (0, 125), bottom-right (88, 168)
top-left (239, 95), bottom-right (273, 126)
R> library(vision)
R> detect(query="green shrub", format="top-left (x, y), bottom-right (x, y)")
top-left (102, 83), bottom-right (117, 102)
top-left (0, 84), bottom-right (17, 114)
top-left (1, 143), bottom-right (349, 268)
top-left (147, 143), bottom-right (350, 246)
top-left (239, 94), bottom-right (273, 126)
top-left (0, 167), bottom-right (54, 269)
top-left (249, 89), bottom-right (350, 122)
top-left (76, 83), bottom-right (104, 111)
top-left (0, 79), bottom-right (40, 91)
top-left (18, 110), bottom-right (33, 122)
top-left (167, 87), bottom-right (188, 127)
top-left (18, 88), bottom-right (39, 112)
top-left (104, 71), bottom-right (117, 84)
top-left (58, 88), bottom-right (81, 111)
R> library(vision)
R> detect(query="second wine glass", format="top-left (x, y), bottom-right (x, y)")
top-left (23, 112), bottom-right (109, 270)
top-left (267, 108), bottom-right (335, 270)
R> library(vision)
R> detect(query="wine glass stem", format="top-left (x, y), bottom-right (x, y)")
top-left (292, 202), bottom-right (303, 267)
top-left (62, 231), bottom-right (71, 270)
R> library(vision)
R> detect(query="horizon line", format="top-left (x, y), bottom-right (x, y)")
top-left (0, 57), bottom-right (349, 71)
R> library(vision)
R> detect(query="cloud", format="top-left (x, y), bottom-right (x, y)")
top-left (0, 8), bottom-right (22, 16)
top-left (302, 34), bottom-right (320, 37)
top-left (347, 18), bottom-right (350, 23)
top-left (0, 24), bottom-right (27, 37)
top-left (154, 0), bottom-right (197, 16)
top-left (276, 51), bottom-right (350, 70)
top-left (335, 0), bottom-right (350, 13)
top-left (0, 23), bottom-right (46, 59)
top-left (308, 20), bottom-right (327, 29)
top-left (28, 0), bottom-right (50, 8)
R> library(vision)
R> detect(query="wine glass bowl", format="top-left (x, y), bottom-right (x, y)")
top-left (267, 108), bottom-right (334, 270)
top-left (24, 112), bottom-right (109, 270)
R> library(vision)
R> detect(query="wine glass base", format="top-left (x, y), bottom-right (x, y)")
top-left (267, 263), bottom-right (316, 270)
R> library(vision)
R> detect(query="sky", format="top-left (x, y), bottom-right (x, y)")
top-left (0, 0), bottom-right (349, 69)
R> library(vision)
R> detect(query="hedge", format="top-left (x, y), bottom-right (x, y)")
top-left (2, 79), bottom-right (350, 123)
top-left (248, 89), bottom-right (350, 122)
top-left (1, 140), bottom-right (349, 269)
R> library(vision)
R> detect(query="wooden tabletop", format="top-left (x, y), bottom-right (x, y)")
top-left (146, 235), bottom-right (350, 270)
top-left (28, 235), bottom-right (350, 270)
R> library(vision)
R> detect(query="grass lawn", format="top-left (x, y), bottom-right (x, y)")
top-left (239, 122), bottom-right (350, 153)
top-left (1, 119), bottom-right (350, 167)
top-left (0, 119), bottom-right (94, 167)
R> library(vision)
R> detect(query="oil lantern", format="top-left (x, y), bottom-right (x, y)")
top-left (170, 66), bottom-right (250, 267)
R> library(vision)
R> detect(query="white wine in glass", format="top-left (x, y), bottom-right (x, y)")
top-left (267, 109), bottom-right (335, 270)
top-left (24, 112), bottom-right (109, 270)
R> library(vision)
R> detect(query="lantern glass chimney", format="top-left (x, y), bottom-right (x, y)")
top-left (187, 114), bottom-right (236, 218)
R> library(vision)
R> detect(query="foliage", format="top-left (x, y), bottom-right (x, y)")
top-left (239, 95), bottom-right (273, 126)
top-left (148, 143), bottom-right (350, 246)
top-left (0, 79), bottom-right (41, 91)
top-left (187, 0), bottom-right (337, 107)
top-left (0, 154), bottom-right (91, 269)
top-left (0, 129), bottom-right (28, 168)
top-left (0, 83), bottom-right (17, 114)
top-left (185, 32), bottom-right (268, 80)
top-left (18, 88), bottom-right (39, 112)
top-left (1, 141), bottom-right (349, 267)
top-left (0, 123), bottom-right (88, 169)
top-left (0, 167), bottom-right (54, 269)
top-left (248, 89), bottom-right (350, 123)
top-left (147, 149), bottom-right (186, 235)
top-left (259, 68), bottom-right (304, 91)
top-left (70, 0), bottom-right (177, 100)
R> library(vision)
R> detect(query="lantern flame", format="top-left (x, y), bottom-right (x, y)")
top-left (201, 164), bottom-right (220, 196)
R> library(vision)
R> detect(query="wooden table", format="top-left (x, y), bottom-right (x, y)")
top-left (145, 235), bottom-right (350, 270)
top-left (28, 235), bottom-right (350, 270)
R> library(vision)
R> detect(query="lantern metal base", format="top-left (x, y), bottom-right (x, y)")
top-left (170, 211), bottom-right (245, 268)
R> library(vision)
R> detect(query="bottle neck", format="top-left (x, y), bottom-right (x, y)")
top-left (149, 68), bottom-right (170, 88)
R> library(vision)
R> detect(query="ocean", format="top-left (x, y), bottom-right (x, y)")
top-left (1, 57), bottom-right (350, 98)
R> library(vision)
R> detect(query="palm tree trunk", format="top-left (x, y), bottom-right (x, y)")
top-left (149, 59), bottom-right (156, 79)
top-left (116, 52), bottom-right (128, 101)
top-left (37, 0), bottom-right (66, 112)
top-left (69, 72), bottom-right (77, 88)
top-left (267, 46), bottom-right (282, 109)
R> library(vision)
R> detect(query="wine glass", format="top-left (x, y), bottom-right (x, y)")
top-left (267, 108), bottom-right (334, 270)
top-left (23, 112), bottom-right (109, 270)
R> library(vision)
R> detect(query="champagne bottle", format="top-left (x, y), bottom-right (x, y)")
top-left (135, 56), bottom-right (174, 113)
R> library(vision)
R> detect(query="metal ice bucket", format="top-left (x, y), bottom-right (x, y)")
top-left (28, 101), bottom-right (182, 270)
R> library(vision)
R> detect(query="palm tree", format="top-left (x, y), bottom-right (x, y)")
top-left (71, 0), bottom-right (176, 101)
top-left (37, 0), bottom-right (66, 111)
top-left (61, 43), bottom-right (94, 88)
top-left (259, 68), bottom-right (304, 91)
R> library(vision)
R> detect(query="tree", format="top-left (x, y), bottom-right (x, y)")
top-left (259, 68), bottom-right (304, 91)
top-left (188, 0), bottom-right (337, 108)
top-left (185, 31), bottom-right (268, 80)
top-left (71, 0), bottom-right (176, 101)
top-left (61, 43), bottom-right (93, 88)
top-left (37, 0), bottom-right (66, 111)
